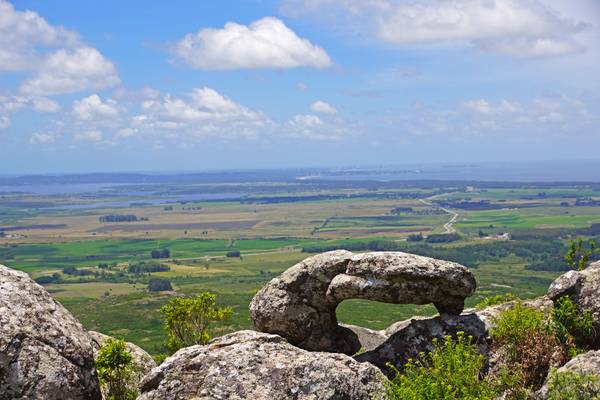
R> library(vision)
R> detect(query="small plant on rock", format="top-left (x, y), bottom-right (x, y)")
top-left (95, 338), bottom-right (138, 400)
top-left (551, 295), bottom-right (595, 354)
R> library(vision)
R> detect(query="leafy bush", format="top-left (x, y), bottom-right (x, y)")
top-left (95, 338), bottom-right (138, 400)
top-left (160, 292), bottom-right (233, 352)
top-left (475, 293), bottom-right (516, 310)
top-left (387, 332), bottom-right (497, 400)
top-left (545, 370), bottom-right (600, 400)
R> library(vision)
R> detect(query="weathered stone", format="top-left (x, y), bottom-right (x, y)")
top-left (547, 261), bottom-right (600, 347)
top-left (0, 264), bottom-right (101, 400)
top-left (250, 250), bottom-right (475, 354)
top-left (328, 252), bottom-right (476, 314)
top-left (355, 313), bottom-right (488, 374)
top-left (138, 330), bottom-right (387, 400)
top-left (89, 330), bottom-right (156, 394)
top-left (536, 350), bottom-right (600, 399)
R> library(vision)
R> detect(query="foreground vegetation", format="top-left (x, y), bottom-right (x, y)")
top-left (388, 291), bottom-right (598, 399)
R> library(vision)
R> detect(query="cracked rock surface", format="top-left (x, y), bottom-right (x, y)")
top-left (0, 264), bottom-right (101, 400)
top-left (138, 330), bottom-right (386, 400)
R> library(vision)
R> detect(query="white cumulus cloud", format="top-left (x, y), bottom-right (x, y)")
top-left (0, 0), bottom-right (79, 71)
top-left (72, 94), bottom-right (119, 121)
top-left (310, 100), bottom-right (337, 114)
top-left (20, 47), bottom-right (120, 96)
top-left (284, 0), bottom-right (589, 57)
top-left (1, 1), bottom-right (119, 96)
top-left (174, 17), bottom-right (331, 70)
top-left (130, 87), bottom-right (271, 139)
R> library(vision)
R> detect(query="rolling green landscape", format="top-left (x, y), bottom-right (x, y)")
top-left (2, 172), bottom-right (600, 355)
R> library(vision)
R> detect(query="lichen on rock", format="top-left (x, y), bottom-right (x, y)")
top-left (138, 330), bottom-right (386, 400)
top-left (0, 264), bottom-right (102, 400)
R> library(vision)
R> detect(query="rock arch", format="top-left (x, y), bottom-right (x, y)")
top-left (250, 250), bottom-right (476, 355)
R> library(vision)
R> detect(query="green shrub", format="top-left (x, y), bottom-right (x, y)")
top-left (551, 295), bottom-right (595, 352)
top-left (475, 293), bottom-right (517, 310)
top-left (160, 292), bottom-right (232, 352)
top-left (387, 332), bottom-right (497, 400)
top-left (491, 302), bottom-right (564, 389)
top-left (545, 370), bottom-right (600, 400)
top-left (491, 302), bottom-right (546, 357)
top-left (95, 338), bottom-right (138, 400)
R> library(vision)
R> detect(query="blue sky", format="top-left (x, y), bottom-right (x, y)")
top-left (1, 0), bottom-right (599, 173)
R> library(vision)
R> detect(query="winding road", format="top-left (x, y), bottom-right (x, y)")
top-left (419, 197), bottom-right (459, 234)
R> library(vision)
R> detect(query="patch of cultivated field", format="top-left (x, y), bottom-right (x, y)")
top-left (46, 282), bottom-right (142, 298)
top-left (456, 207), bottom-right (600, 231)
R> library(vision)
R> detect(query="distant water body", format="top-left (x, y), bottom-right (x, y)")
top-left (0, 161), bottom-right (599, 197)
top-left (303, 160), bottom-right (600, 183)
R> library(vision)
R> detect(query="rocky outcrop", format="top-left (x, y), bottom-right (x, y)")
top-left (547, 260), bottom-right (600, 347)
top-left (138, 330), bottom-right (386, 400)
top-left (550, 349), bottom-right (600, 374)
top-left (250, 250), bottom-right (476, 354)
top-left (536, 350), bottom-right (600, 399)
top-left (89, 330), bottom-right (156, 393)
top-left (355, 313), bottom-right (488, 374)
top-left (346, 296), bottom-right (554, 375)
top-left (0, 264), bottom-right (101, 400)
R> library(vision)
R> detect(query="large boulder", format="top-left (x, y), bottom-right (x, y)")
top-left (547, 260), bottom-right (600, 347)
top-left (250, 251), bottom-right (476, 354)
top-left (89, 330), bottom-right (156, 393)
top-left (0, 265), bottom-right (102, 400)
top-left (536, 350), bottom-right (600, 399)
top-left (138, 330), bottom-right (387, 400)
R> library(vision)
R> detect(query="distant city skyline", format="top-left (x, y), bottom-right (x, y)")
top-left (1, 0), bottom-right (599, 173)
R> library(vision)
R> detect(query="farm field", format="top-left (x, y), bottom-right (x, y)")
top-left (1, 171), bottom-right (600, 355)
